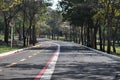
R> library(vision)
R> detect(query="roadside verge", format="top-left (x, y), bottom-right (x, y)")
top-left (0, 43), bottom-right (41, 57)
top-left (82, 45), bottom-right (120, 61)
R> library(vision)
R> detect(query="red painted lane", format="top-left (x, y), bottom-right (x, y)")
top-left (34, 48), bottom-right (58, 80)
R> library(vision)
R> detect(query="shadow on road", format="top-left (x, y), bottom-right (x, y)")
top-left (60, 46), bottom-right (90, 52)
top-left (37, 38), bottom-right (52, 42)
top-left (51, 44), bottom-right (120, 80)
top-left (29, 46), bottom-right (57, 51)
top-left (3, 78), bottom-right (34, 80)
top-left (0, 63), bottom-right (46, 80)
top-left (52, 61), bottom-right (120, 80)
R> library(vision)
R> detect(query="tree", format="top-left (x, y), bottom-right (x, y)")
top-left (46, 9), bottom-right (62, 40)
top-left (58, 0), bottom-right (120, 54)
top-left (0, 0), bottom-right (51, 47)
top-left (0, 0), bottom-right (22, 44)
top-left (59, 0), bottom-right (97, 47)
top-left (93, 0), bottom-right (120, 53)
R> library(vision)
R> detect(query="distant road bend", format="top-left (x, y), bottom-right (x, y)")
top-left (0, 38), bottom-right (120, 80)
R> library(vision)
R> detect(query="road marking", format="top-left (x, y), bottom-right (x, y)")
top-left (6, 62), bottom-right (17, 67)
top-left (34, 43), bottom-right (60, 80)
top-left (0, 50), bottom-right (28, 59)
top-left (33, 53), bottom-right (37, 56)
top-left (0, 69), bottom-right (2, 72)
top-left (48, 44), bottom-right (51, 47)
top-left (28, 56), bottom-right (32, 58)
top-left (20, 58), bottom-right (26, 62)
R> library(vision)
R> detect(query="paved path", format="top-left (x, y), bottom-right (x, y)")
top-left (51, 41), bottom-right (120, 80)
top-left (0, 38), bottom-right (120, 80)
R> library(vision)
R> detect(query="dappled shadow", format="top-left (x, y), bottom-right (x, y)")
top-left (37, 38), bottom-right (52, 42)
top-left (0, 63), bottom-right (45, 69)
top-left (3, 78), bottom-right (34, 80)
top-left (0, 63), bottom-right (46, 80)
top-left (29, 45), bottom-right (57, 51)
top-left (51, 44), bottom-right (120, 80)
top-left (60, 45), bottom-right (96, 54)
top-left (52, 62), bottom-right (120, 80)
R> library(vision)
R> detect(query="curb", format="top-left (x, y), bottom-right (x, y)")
top-left (82, 45), bottom-right (120, 61)
top-left (0, 43), bottom-right (41, 57)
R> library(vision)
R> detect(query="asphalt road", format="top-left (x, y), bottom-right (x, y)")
top-left (0, 38), bottom-right (120, 80)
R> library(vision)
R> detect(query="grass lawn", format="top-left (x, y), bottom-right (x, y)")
top-left (0, 34), bottom-right (23, 54)
top-left (115, 46), bottom-right (120, 56)
top-left (97, 45), bottom-right (120, 57)
top-left (116, 46), bottom-right (120, 53)
top-left (0, 35), bottom-right (4, 41)
top-left (0, 45), bottom-right (22, 54)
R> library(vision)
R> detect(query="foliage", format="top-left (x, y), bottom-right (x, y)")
top-left (0, 0), bottom-right (52, 47)
top-left (0, 0), bottom-right (22, 11)
top-left (58, 0), bottom-right (120, 54)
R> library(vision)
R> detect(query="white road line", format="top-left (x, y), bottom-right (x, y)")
top-left (0, 69), bottom-right (2, 72)
top-left (6, 62), bottom-right (17, 67)
top-left (33, 53), bottom-right (37, 56)
top-left (28, 56), bottom-right (32, 58)
top-left (39, 43), bottom-right (60, 80)
top-left (20, 58), bottom-right (26, 62)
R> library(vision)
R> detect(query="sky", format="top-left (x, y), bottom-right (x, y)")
top-left (51, 0), bottom-right (59, 10)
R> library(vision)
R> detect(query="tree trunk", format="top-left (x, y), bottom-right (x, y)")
top-left (112, 38), bottom-right (116, 54)
top-left (91, 27), bottom-right (97, 49)
top-left (70, 26), bottom-right (72, 41)
top-left (107, 19), bottom-right (111, 53)
top-left (57, 33), bottom-right (59, 40)
top-left (23, 14), bottom-right (26, 47)
top-left (3, 13), bottom-right (9, 44)
top-left (73, 27), bottom-right (75, 42)
top-left (48, 31), bottom-right (50, 39)
top-left (87, 26), bottom-right (90, 47)
top-left (81, 26), bottom-right (84, 45)
top-left (29, 20), bottom-right (32, 44)
top-left (90, 28), bottom-right (95, 48)
top-left (78, 28), bottom-right (81, 44)
top-left (112, 29), bottom-right (117, 54)
top-left (94, 24), bottom-right (99, 49)
top-left (99, 25), bottom-right (103, 51)
top-left (18, 23), bottom-right (22, 40)
top-left (52, 32), bottom-right (54, 40)
top-left (32, 25), bottom-right (36, 46)
top-left (102, 27), bottom-right (105, 52)
top-left (75, 27), bottom-right (77, 43)
top-left (84, 27), bottom-right (87, 45)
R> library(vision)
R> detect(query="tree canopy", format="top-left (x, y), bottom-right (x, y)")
top-left (58, 0), bottom-right (120, 54)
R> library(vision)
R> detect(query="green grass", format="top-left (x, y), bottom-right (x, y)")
top-left (0, 34), bottom-right (4, 41)
top-left (0, 34), bottom-right (23, 54)
top-left (115, 46), bottom-right (120, 56)
top-left (97, 45), bottom-right (120, 57)
top-left (116, 46), bottom-right (120, 53)
top-left (0, 46), bottom-right (22, 54)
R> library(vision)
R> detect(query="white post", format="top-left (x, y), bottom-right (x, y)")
top-left (9, 19), bottom-right (15, 48)
top-left (11, 26), bottom-right (13, 48)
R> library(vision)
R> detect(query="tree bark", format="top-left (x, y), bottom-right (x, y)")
top-left (3, 13), bottom-right (9, 44)
top-left (32, 24), bottom-right (36, 46)
top-left (22, 12), bottom-right (26, 47)
top-left (107, 18), bottom-right (111, 53)
top-left (112, 29), bottom-right (117, 54)
top-left (29, 20), bottom-right (32, 44)
top-left (81, 26), bottom-right (84, 45)
top-left (99, 25), bottom-right (103, 51)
